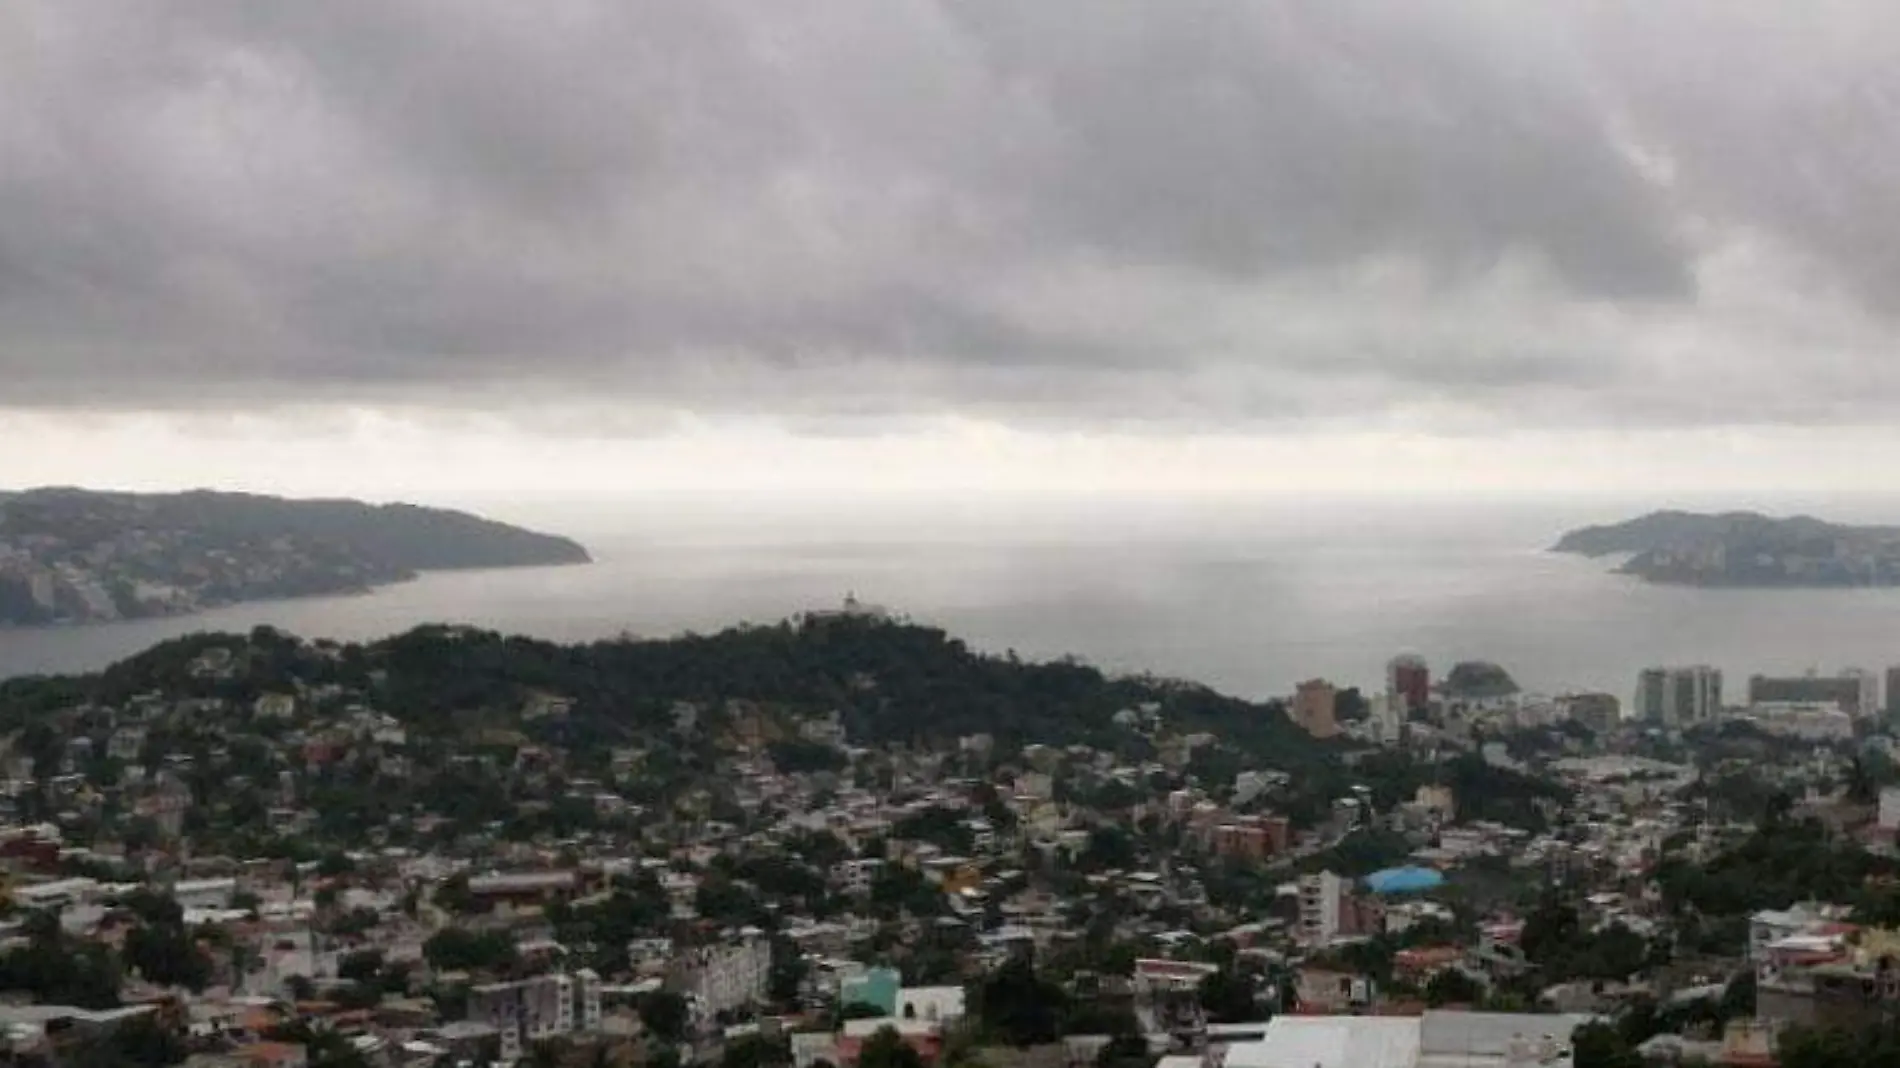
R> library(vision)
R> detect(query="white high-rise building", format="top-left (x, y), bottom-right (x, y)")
top-left (1880, 786), bottom-right (1900, 832)
top-left (1635, 665), bottom-right (1723, 726)
top-left (1369, 694), bottom-right (1404, 746)
top-left (1298, 871), bottom-right (1344, 946)
top-left (1847, 668), bottom-right (1881, 719)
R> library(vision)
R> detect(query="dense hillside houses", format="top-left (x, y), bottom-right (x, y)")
top-left (0, 617), bottom-right (1891, 1066)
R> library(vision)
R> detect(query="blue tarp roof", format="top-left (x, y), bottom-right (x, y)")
top-left (1363, 866), bottom-right (1445, 894)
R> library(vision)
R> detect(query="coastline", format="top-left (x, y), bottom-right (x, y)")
top-left (16, 503), bottom-right (1900, 696)
top-left (0, 558), bottom-right (590, 633)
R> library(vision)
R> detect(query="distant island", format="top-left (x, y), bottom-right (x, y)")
top-left (0, 488), bottom-right (590, 625)
top-left (1552, 509), bottom-right (1900, 587)
top-left (1442, 660), bottom-right (1520, 700)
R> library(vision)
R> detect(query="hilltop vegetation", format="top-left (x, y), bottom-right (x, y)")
top-left (0, 615), bottom-right (1373, 843)
top-left (16, 615), bottom-right (1323, 758)
top-left (0, 615), bottom-right (1585, 864)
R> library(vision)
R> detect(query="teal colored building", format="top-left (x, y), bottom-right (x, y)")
top-left (839, 967), bottom-right (901, 1016)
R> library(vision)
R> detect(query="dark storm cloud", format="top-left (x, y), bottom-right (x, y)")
top-left (1581, 2), bottom-right (1900, 315)
top-left (0, 1), bottom-right (1892, 423)
top-left (942, 1), bottom-right (1688, 295)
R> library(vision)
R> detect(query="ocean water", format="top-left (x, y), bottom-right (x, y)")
top-left (7, 494), bottom-right (1900, 706)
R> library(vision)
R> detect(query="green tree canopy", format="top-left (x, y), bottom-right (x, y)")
top-left (639, 991), bottom-right (692, 1044)
top-left (422, 928), bottom-right (518, 974)
top-left (858, 1027), bottom-right (925, 1068)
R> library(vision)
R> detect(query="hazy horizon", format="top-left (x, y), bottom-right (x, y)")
top-left (9, 3), bottom-right (1900, 695)
top-left (13, 494), bottom-right (1900, 706)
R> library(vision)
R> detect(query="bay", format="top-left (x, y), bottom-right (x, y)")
top-left (6, 494), bottom-right (1900, 708)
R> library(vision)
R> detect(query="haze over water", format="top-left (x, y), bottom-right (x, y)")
top-left (8, 494), bottom-right (1900, 708)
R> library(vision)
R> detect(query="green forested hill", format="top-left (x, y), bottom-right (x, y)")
top-left (2, 614), bottom-right (1329, 761)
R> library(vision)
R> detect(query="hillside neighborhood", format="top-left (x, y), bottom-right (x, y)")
top-left (0, 617), bottom-right (1891, 1068)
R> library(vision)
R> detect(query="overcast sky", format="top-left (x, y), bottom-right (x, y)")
top-left (5, 1), bottom-right (1900, 503)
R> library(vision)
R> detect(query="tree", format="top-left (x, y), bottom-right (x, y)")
top-left (695, 878), bottom-right (769, 928)
top-left (527, 1040), bottom-right (567, 1068)
top-left (231, 943), bottom-right (259, 995)
top-left (1520, 892), bottom-right (1579, 965)
top-left (893, 807), bottom-right (975, 854)
top-left (1570, 1021), bottom-right (1642, 1068)
top-left (423, 928), bottom-right (518, 973)
top-left (318, 851), bottom-right (357, 877)
top-left (69, 1013), bottom-right (185, 1068)
top-left (121, 889), bottom-right (185, 928)
top-left (869, 865), bottom-right (946, 919)
top-left (0, 916), bottom-right (121, 1009)
top-left (1197, 966), bottom-right (1259, 1023)
top-left (858, 1027), bottom-right (925, 1068)
top-left (338, 949), bottom-right (385, 984)
top-left (721, 1033), bottom-right (791, 1068)
top-left (639, 991), bottom-right (691, 1044)
top-left (1096, 1031), bottom-right (1153, 1068)
top-left (1424, 969), bottom-right (1484, 1007)
top-left (123, 922), bottom-right (213, 992)
top-left (768, 739), bottom-right (847, 775)
top-left (977, 957), bottom-right (1067, 1046)
top-left (1077, 827), bottom-right (1137, 872)
top-left (435, 872), bottom-right (477, 915)
top-left (1334, 688), bottom-right (1369, 723)
top-left (769, 938), bottom-right (809, 1006)
top-left (1720, 971), bottom-right (1757, 1021)
top-left (1775, 1021), bottom-right (1895, 1068)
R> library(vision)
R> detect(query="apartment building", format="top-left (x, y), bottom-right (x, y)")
top-left (467, 970), bottom-right (602, 1063)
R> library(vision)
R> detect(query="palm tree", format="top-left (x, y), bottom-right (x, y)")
top-left (230, 943), bottom-right (258, 994)
top-left (527, 1039), bottom-right (567, 1068)
top-left (1846, 755), bottom-right (1878, 805)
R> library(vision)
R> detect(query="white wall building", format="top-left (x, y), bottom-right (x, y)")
top-left (896, 986), bottom-right (966, 1025)
top-left (1369, 694), bottom-right (1404, 746)
top-left (1749, 905), bottom-right (1833, 962)
top-left (468, 969), bottom-right (602, 1063)
top-left (1298, 871), bottom-right (1344, 946)
top-left (1221, 1011), bottom-right (1599, 1068)
top-left (1881, 787), bottom-right (1900, 832)
top-left (1740, 702), bottom-right (1855, 741)
top-left (678, 937), bottom-right (772, 1018)
top-left (171, 877), bottom-right (237, 911)
top-left (1634, 666), bottom-right (1723, 727)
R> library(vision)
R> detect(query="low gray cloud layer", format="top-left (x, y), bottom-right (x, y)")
top-left (2, 1), bottom-right (1898, 426)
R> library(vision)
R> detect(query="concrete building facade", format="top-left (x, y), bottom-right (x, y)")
top-left (677, 936), bottom-right (772, 1017)
top-left (1635, 666), bottom-right (1722, 726)
top-left (1291, 680), bottom-right (1339, 739)
top-left (1747, 670), bottom-right (1877, 717)
top-left (467, 970), bottom-right (602, 1063)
